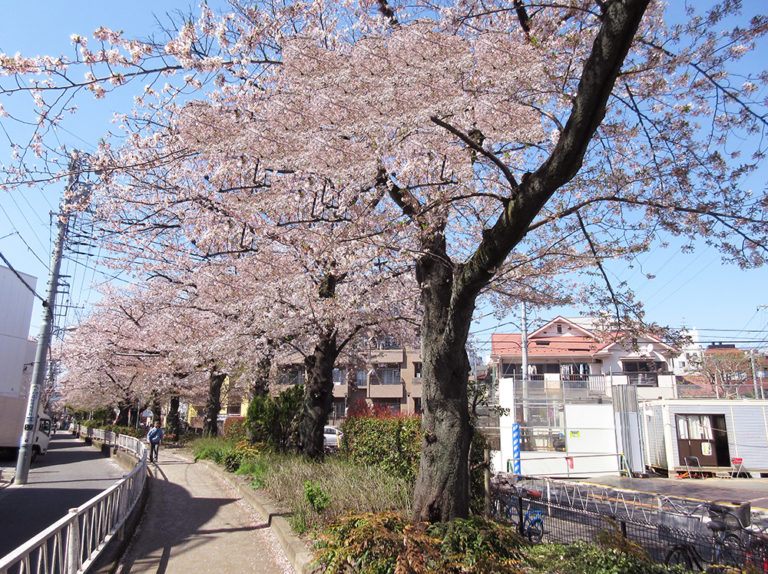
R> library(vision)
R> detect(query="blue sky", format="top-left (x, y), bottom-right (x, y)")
top-left (1, 1), bottom-right (767, 353)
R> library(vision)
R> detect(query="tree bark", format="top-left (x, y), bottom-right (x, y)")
top-left (411, 0), bottom-right (650, 522)
top-left (114, 403), bottom-right (131, 426)
top-left (299, 327), bottom-right (338, 459)
top-left (204, 371), bottom-right (226, 437)
top-left (412, 233), bottom-right (474, 522)
top-left (166, 393), bottom-right (181, 436)
top-left (251, 353), bottom-right (272, 399)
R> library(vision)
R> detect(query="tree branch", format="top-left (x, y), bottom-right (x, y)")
top-left (576, 211), bottom-right (622, 326)
top-left (456, 0), bottom-right (651, 302)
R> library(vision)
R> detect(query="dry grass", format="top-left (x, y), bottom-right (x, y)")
top-left (255, 452), bottom-right (414, 533)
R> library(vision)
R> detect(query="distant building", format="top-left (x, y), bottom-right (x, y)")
top-left (489, 316), bottom-right (679, 477)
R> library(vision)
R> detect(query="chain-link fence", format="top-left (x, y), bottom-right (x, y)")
top-left (490, 474), bottom-right (768, 572)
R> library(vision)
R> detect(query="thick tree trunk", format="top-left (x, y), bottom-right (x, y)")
top-left (166, 393), bottom-right (181, 436)
top-left (151, 396), bottom-right (161, 421)
top-left (204, 371), bottom-right (226, 437)
top-left (114, 403), bottom-right (131, 426)
top-left (299, 328), bottom-right (338, 459)
top-left (251, 354), bottom-right (272, 399)
top-left (412, 235), bottom-right (474, 522)
top-left (409, 0), bottom-right (650, 523)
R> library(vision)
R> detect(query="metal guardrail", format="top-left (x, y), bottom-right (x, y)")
top-left (0, 427), bottom-right (148, 574)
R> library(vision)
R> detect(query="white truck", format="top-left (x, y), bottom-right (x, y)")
top-left (1, 265), bottom-right (51, 461)
top-left (0, 395), bottom-right (51, 461)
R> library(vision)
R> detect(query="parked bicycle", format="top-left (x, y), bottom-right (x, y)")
top-left (660, 498), bottom-right (749, 570)
top-left (502, 486), bottom-right (546, 543)
top-left (745, 528), bottom-right (768, 573)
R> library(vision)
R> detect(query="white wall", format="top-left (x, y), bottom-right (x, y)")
top-left (641, 399), bottom-right (768, 474)
top-left (496, 378), bottom-right (621, 477)
top-left (0, 266), bottom-right (37, 397)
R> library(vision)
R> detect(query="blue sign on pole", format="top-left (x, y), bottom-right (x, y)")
top-left (511, 423), bottom-right (521, 475)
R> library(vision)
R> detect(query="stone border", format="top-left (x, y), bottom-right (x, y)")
top-left (196, 459), bottom-right (315, 574)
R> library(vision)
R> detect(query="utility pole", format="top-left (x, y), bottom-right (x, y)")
top-left (750, 351), bottom-right (759, 400)
top-left (15, 152), bottom-right (81, 485)
top-left (521, 303), bottom-right (529, 424)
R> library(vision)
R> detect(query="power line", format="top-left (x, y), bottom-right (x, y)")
top-left (0, 250), bottom-right (45, 302)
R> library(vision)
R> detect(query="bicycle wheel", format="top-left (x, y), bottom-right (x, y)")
top-left (526, 517), bottom-right (544, 544)
top-left (489, 489), bottom-right (503, 519)
top-left (716, 533), bottom-right (743, 567)
top-left (666, 545), bottom-right (694, 569)
top-left (505, 496), bottom-right (521, 527)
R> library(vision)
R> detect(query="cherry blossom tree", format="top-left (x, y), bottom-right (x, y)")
top-left (174, 0), bottom-right (768, 521)
top-left (5, 0), bottom-right (768, 523)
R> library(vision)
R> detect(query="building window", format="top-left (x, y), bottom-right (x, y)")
top-left (226, 402), bottom-right (241, 415)
top-left (501, 362), bottom-right (519, 376)
top-left (384, 400), bottom-right (401, 413)
top-left (376, 366), bottom-right (401, 385)
top-left (377, 337), bottom-right (399, 350)
top-left (413, 398), bottom-right (422, 414)
top-left (413, 362), bottom-right (422, 379)
top-left (332, 368), bottom-right (346, 385)
top-left (622, 360), bottom-right (661, 387)
top-left (356, 370), bottom-right (368, 388)
top-left (278, 367), bottom-right (305, 386)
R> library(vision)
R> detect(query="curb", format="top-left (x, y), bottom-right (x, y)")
top-left (196, 459), bottom-right (315, 574)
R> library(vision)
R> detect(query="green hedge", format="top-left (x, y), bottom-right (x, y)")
top-left (342, 414), bottom-right (422, 482)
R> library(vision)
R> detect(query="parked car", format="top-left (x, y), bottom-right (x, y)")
top-left (323, 426), bottom-right (343, 450)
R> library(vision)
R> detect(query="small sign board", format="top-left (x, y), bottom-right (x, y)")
top-left (141, 409), bottom-right (154, 417)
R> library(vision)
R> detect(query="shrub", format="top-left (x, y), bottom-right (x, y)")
top-left (234, 457), bottom-right (268, 484)
top-left (251, 452), bottom-right (413, 533)
top-left (245, 385), bottom-right (303, 452)
top-left (428, 518), bottom-right (527, 573)
top-left (223, 416), bottom-right (247, 442)
top-left (342, 414), bottom-right (422, 482)
top-left (524, 540), bottom-right (681, 574)
top-left (108, 425), bottom-right (146, 439)
top-left (192, 437), bottom-right (237, 464)
top-left (313, 513), bottom-right (527, 574)
top-left (222, 440), bottom-right (262, 472)
top-left (304, 481), bottom-right (330, 513)
top-left (343, 413), bottom-right (489, 511)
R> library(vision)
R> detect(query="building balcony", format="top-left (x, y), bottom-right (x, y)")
top-left (370, 349), bottom-right (405, 364)
top-left (332, 384), bottom-right (348, 398)
top-left (509, 374), bottom-right (606, 397)
top-left (368, 383), bottom-right (405, 399)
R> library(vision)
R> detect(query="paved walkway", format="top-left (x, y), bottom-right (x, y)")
top-left (113, 449), bottom-right (295, 574)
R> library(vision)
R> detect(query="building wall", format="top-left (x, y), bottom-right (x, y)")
top-left (0, 266), bottom-right (37, 398)
top-left (641, 399), bottom-right (768, 474)
top-left (497, 377), bottom-right (620, 477)
top-left (642, 403), bottom-right (667, 469)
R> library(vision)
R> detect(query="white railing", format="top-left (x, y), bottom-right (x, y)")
top-left (0, 431), bottom-right (147, 574)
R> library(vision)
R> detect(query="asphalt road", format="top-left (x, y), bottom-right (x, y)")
top-left (0, 433), bottom-right (125, 558)
top-left (581, 475), bottom-right (768, 512)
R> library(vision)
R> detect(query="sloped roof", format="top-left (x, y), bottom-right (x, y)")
top-left (491, 317), bottom-right (679, 359)
top-left (529, 316), bottom-right (596, 339)
top-left (491, 333), bottom-right (602, 358)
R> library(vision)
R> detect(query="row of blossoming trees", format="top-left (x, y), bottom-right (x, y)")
top-left (2, 0), bottom-right (768, 522)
